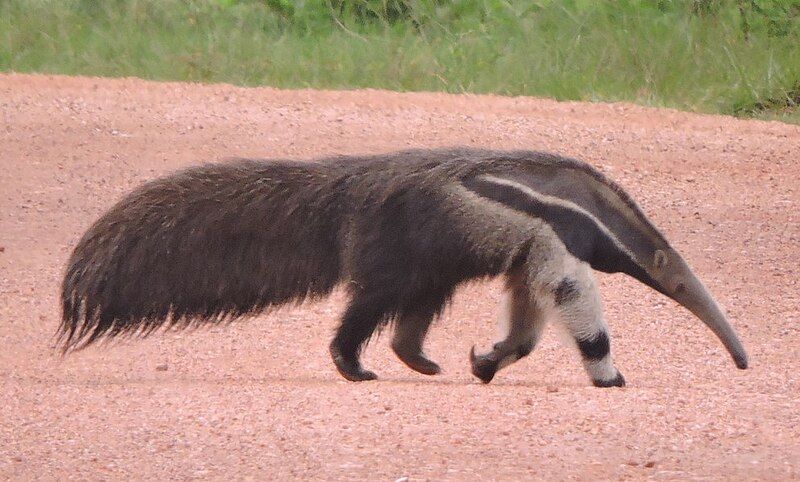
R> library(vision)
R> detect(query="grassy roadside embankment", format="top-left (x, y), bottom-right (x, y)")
top-left (1, 0), bottom-right (799, 123)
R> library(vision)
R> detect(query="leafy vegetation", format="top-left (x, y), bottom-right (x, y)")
top-left (1, 0), bottom-right (799, 122)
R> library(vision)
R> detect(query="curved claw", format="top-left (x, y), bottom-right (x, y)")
top-left (469, 345), bottom-right (498, 384)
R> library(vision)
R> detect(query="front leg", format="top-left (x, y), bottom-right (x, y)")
top-left (548, 263), bottom-right (625, 388)
top-left (470, 268), bottom-right (547, 383)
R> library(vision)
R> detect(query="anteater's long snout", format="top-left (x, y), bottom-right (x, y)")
top-left (672, 273), bottom-right (748, 369)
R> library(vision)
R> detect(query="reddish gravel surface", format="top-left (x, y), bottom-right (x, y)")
top-left (1, 73), bottom-right (799, 480)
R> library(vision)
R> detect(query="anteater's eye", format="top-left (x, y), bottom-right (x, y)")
top-left (674, 283), bottom-right (686, 294)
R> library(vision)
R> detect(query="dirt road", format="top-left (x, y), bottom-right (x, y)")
top-left (1, 73), bottom-right (798, 480)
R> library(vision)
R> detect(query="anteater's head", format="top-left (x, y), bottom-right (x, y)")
top-left (645, 247), bottom-right (748, 370)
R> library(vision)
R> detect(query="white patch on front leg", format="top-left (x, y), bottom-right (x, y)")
top-left (585, 355), bottom-right (618, 382)
top-left (557, 263), bottom-right (606, 340)
top-left (531, 259), bottom-right (620, 384)
top-left (485, 276), bottom-right (548, 375)
top-left (490, 290), bottom-right (528, 371)
top-left (494, 289), bottom-right (514, 342)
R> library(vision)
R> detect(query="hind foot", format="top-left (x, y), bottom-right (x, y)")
top-left (330, 345), bottom-right (378, 382)
top-left (393, 346), bottom-right (441, 376)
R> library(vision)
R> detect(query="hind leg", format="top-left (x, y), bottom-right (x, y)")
top-left (392, 306), bottom-right (442, 376)
top-left (470, 267), bottom-right (548, 383)
top-left (543, 262), bottom-right (625, 388)
top-left (330, 292), bottom-right (394, 382)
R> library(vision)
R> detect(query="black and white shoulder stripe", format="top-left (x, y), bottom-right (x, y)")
top-left (462, 173), bottom-right (666, 295)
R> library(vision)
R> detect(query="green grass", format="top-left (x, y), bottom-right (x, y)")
top-left (2, 0), bottom-right (799, 122)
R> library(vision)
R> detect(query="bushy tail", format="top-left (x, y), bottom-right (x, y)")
top-left (58, 160), bottom-right (344, 353)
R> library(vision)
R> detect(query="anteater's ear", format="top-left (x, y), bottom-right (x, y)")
top-left (653, 249), bottom-right (668, 270)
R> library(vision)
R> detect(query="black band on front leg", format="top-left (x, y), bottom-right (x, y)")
top-left (576, 331), bottom-right (610, 361)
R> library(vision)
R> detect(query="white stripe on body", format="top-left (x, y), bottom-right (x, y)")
top-left (478, 174), bottom-right (643, 270)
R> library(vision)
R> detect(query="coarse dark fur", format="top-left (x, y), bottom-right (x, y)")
top-left (60, 149), bottom-right (529, 348)
top-left (59, 147), bottom-right (748, 382)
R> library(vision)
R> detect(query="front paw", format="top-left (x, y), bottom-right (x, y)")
top-left (469, 346), bottom-right (498, 383)
top-left (592, 371), bottom-right (626, 388)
